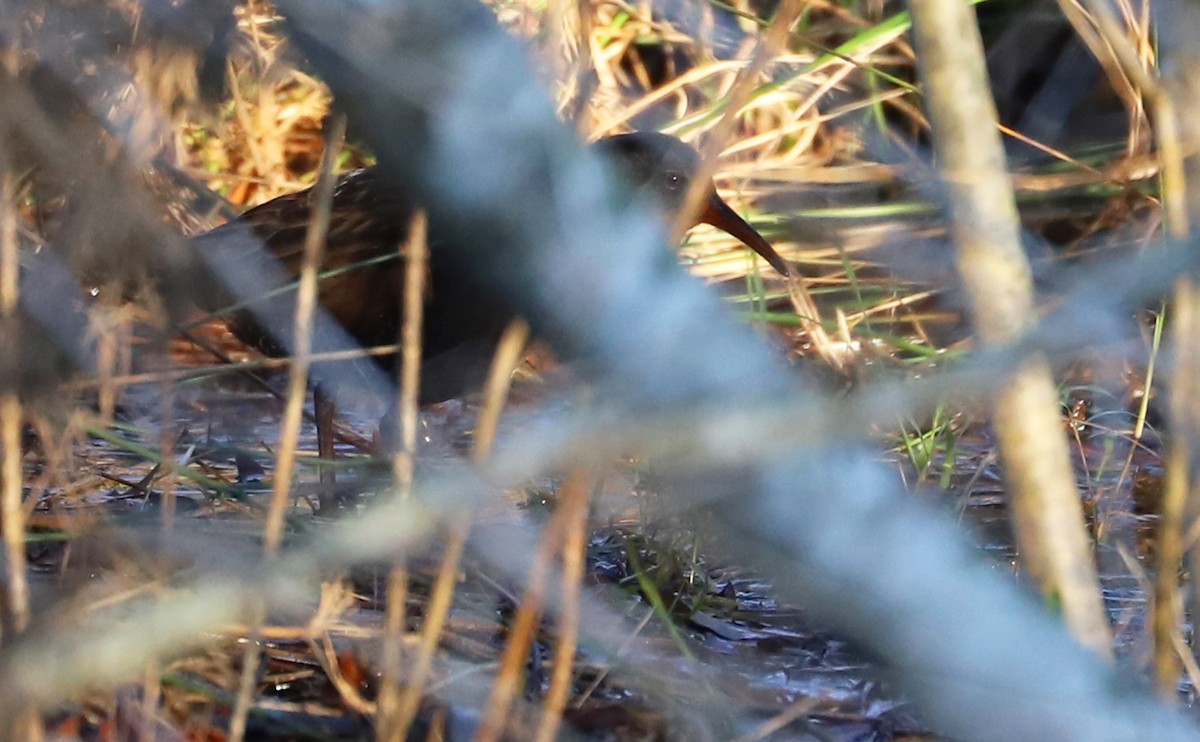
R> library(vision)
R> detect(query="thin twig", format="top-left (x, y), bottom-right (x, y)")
top-left (67, 342), bottom-right (402, 391)
top-left (140, 659), bottom-right (162, 742)
top-left (1, 157), bottom-right (29, 638)
top-left (229, 112), bottom-right (347, 742)
top-left (157, 358), bottom-right (178, 533)
top-left (393, 209), bottom-right (428, 493)
top-left (377, 567), bottom-right (410, 741)
top-left (473, 320), bottom-right (530, 463)
top-left (378, 208), bottom-right (427, 742)
top-left (391, 528), bottom-right (462, 736)
top-left (262, 112), bottom-right (347, 551)
top-left (394, 319), bottom-right (529, 738)
top-left (534, 469), bottom-right (592, 742)
top-left (728, 697), bottom-right (820, 742)
top-left (475, 511), bottom-right (564, 742)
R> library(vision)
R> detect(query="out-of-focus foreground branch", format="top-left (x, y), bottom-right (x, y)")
top-left (1148, 0), bottom-right (1200, 700)
top-left (907, 0), bottom-right (1111, 652)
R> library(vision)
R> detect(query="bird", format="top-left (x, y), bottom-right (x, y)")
top-left (190, 132), bottom-right (788, 510)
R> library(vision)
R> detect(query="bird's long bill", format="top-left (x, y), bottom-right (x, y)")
top-left (700, 192), bottom-right (789, 276)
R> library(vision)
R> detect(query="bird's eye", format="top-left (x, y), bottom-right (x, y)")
top-left (664, 171), bottom-right (685, 189)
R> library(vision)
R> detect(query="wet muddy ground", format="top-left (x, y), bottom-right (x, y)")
top-left (21, 324), bottom-right (1174, 740)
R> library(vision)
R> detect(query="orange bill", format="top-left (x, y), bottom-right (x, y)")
top-left (700, 191), bottom-right (790, 277)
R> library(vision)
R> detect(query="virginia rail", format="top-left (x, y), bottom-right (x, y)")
top-left (192, 132), bottom-right (787, 503)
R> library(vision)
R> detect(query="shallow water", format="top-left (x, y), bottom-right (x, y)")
top-left (23, 353), bottom-right (1177, 740)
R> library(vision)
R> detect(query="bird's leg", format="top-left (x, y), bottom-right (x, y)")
top-left (313, 383), bottom-right (338, 514)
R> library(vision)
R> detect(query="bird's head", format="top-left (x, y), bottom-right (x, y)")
top-left (592, 132), bottom-right (789, 276)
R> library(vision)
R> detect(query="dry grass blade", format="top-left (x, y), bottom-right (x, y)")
top-left (156, 372), bottom-right (179, 533)
top-left (376, 567), bottom-right (409, 741)
top-left (229, 113), bottom-right (347, 742)
top-left (2, 134), bottom-right (39, 740)
top-left (140, 659), bottom-right (162, 742)
top-left (313, 631), bottom-right (376, 715)
top-left (0, 397), bottom-right (21, 634)
top-left (534, 468), bottom-right (592, 742)
top-left (473, 319), bottom-right (531, 464)
top-left (263, 110), bottom-right (347, 551)
top-left (1151, 2), bottom-right (1200, 694)
top-left (728, 697), bottom-right (820, 742)
top-left (69, 343), bottom-right (404, 391)
top-left (785, 276), bottom-right (845, 371)
top-left (468, 319), bottom-right (548, 742)
top-left (0, 172), bottom-right (28, 639)
top-left (475, 509), bottom-right (561, 742)
top-left (552, 0), bottom-right (595, 129)
top-left (390, 527), bottom-right (464, 738)
top-left (392, 320), bottom-right (531, 738)
top-left (1080, 3), bottom-right (1171, 461)
top-left (379, 208), bottom-right (428, 741)
top-left (1055, 0), bottom-right (1151, 155)
top-left (1156, 408), bottom-right (1188, 696)
top-left (393, 209), bottom-right (429, 493)
top-left (95, 311), bottom-right (119, 424)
